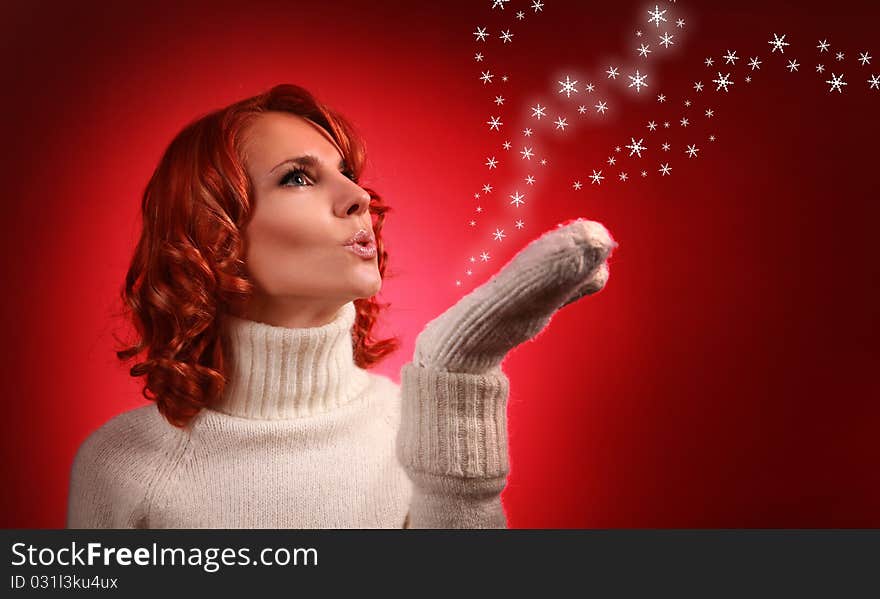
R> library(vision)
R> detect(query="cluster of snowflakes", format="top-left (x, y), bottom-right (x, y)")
top-left (455, 1), bottom-right (876, 287)
top-left (578, 31), bottom-right (877, 193)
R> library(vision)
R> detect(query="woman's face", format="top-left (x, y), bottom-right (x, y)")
top-left (238, 111), bottom-right (381, 327)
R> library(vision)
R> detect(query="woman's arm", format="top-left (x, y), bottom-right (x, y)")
top-left (396, 219), bottom-right (617, 529)
top-left (396, 362), bottom-right (511, 528)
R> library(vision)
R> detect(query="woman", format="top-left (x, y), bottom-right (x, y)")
top-left (66, 83), bottom-right (617, 528)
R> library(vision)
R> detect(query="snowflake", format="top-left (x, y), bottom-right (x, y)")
top-left (607, 156), bottom-right (617, 165)
top-left (468, 221), bottom-right (476, 228)
top-left (641, 170), bottom-right (648, 177)
top-left (661, 142), bottom-right (671, 151)
top-left (606, 66), bottom-right (620, 79)
top-left (684, 99), bottom-right (692, 107)
top-left (480, 252), bottom-right (490, 262)
top-left (525, 175), bottom-right (535, 184)
top-left (749, 57), bottom-right (762, 70)
top-left (509, 191), bottom-right (526, 207)
top-left (709, 134), bottom-right (716, 142)
top-left (494, 95), bottom-right (505, 105)
top-left (628, 69), bottom-right (649, 92)
top-left (705, 108), bottom-right (714, 118)
top-left (499, 29), bottom-right (514, 43)
top-left (637, 43), bottom-right (652, 57)
top-left (676, 18), bottom-right (685, 28)
top-left (585, 82), bottom-right (595, 92)
top-left (659, 163), bottom-right (672, 176)
top-left (859, 52), bottom-right (872, 66)
top-left (826, 73), bottom-right (847, 93)
top-left (836, 51), bottom-right (845, 61)
top-left (482, 184), bottom-right (493, 193)
top-left (492, 0), bottom-right (509, 9)
top-left (487, 116), bottom-right (503, 131)
top-left (817, 39), bottom-right (830, 52)
top-left (619, 172), bottom-right (629, 181)
top-left (659, 32), bottom-right (675, 48)
top-left (723, 50), bottom-right (740, 65)
top-left (657, 93), bottom-right (667, 102)
top-left (686, 144), bottom-right (700, 158)
top-left (768, 33), bottom-right (789, 54)
top-left (520, 146), bottom-right (534, 160)
top-left (475, 52), bottom-right (484, 62)
top-left (648, 5), bottom-right (667, 28)
top-left (572, 180), bottom-right (583, 190)
top-left (559, 75), bottom-right (579, 97)
top-left (816, 64), bottom-right (825, 73)
top-left (554, 116), bottom-right (568, 130)
top-left (473, 26), bottom-right (489, 42)
top-left (626, 137), bottom-right (647, 157)
top-left (787, 59), bottom-right (800, 72)
top-left (492, 228), bottom-right (506, 242)
top-left (694, 81), bottom-right (704, 92)
top-left (713, 72), bottom-right (734, 92)
top-left (590, 169), bottom-right (605, 184)
top-left (523, 127), bottom-right (533, 136)
top-left (680, 117), bottom-right (689, 127)
top-left (636, 30), bottom-right (643, 37)
top-left (480, 70), bottom-right (494, 84)
top-left (647, 120), bottom-right (658, 131)
top-left (705, 57), bottom-right (715, 66)
top-left (577, 105), bottom-right (587, 114)
top-left (530, 104), bottom-right (547, 119)
top-left (595, 100), bottom-right (608, 114)
top-left (869, 74), bottom-right (880, 90)
top-left (485, 156), bottom-right (498, 169)
top-left (515, 219), bottom-right (525, 229)
top-left (516, 11), bottom-right (525, 20)
top-left (532, 0), bottom-right (544, 12)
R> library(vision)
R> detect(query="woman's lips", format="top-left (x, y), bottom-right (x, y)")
top-left (343, 240), bottom-right (377, 259)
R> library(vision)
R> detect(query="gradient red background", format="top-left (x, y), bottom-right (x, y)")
top-left (1, 0), bottom-right (878, 528)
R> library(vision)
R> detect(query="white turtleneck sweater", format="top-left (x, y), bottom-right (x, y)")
top-left (66, 301), bottom-right (511, 529)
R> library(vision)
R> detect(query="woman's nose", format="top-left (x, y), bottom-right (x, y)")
top-left (344, 188), bottom-right (371, 216)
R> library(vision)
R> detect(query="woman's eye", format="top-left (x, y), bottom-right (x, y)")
top-left (280, 168), bottom-right (311, 187)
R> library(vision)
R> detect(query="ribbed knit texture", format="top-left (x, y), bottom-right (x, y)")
top-left (67, 218), bottom-right (617, 529)
top-left (67, 301), bottom-right (512, 529)
top-left (215, 304), bottom-right (372, 419)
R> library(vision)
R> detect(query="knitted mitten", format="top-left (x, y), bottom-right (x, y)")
top-left (397, 218), bottom-right (617, 528)
top-left (413, 217), bottom-right (618, 374)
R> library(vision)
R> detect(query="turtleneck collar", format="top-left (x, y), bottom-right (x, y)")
top-left (211, 301), bottom-right (371, 420)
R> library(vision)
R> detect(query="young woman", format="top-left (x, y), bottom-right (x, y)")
top-left (66, 83), bottom-right (617, 529)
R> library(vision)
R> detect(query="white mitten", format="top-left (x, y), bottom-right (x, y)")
top-left (413, 218), bottom-right (617, 374)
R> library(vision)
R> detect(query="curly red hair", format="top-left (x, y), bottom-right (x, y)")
top-left (114, 83), bottom-right (400, 429)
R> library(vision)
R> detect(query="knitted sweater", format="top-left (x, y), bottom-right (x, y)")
top-left (66, 301), bottom-right (511, 529)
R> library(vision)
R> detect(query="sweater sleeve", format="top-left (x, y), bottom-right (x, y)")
top-left (395, 361), bottom-right (510, 528)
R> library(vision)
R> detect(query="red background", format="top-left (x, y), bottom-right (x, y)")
top-left (1, 0), bottom-right (878, 528)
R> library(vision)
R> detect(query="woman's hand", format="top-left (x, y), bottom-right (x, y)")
top-left (413, 218), bottom-right (617, 374)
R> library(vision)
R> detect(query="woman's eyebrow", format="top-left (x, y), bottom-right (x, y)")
top-left (269, 154), bottom-right (347, 174)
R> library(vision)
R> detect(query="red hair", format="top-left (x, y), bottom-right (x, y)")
top-left (114, 83), bottom-right (400, 429)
